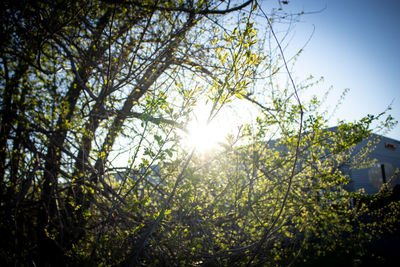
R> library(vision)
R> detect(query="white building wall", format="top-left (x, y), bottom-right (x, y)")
top-left (347, 135), bottom-right (400, 194)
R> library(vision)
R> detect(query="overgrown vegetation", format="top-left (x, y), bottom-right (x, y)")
top-left (0, 0), bottom-right (398, 266)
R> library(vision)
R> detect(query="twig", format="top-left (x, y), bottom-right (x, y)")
top-left (246, 1), bottom-right (304, 265)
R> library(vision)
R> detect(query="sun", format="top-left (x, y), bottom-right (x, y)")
top-left (183, 101), bottom-right (256, 154)
top-left (186, 120), bottom-right (226, 153)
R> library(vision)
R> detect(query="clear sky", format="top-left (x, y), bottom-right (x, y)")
top-left (261, 0), bottom-right (400, 140)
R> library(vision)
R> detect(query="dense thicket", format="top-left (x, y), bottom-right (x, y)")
top-left (1, 0), bottom-right (399, 266)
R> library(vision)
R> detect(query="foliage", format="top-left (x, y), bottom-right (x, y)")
top-left (295, 185), bottom-right (400, 267)
top-left (0, 0), bottom-right (398, 266)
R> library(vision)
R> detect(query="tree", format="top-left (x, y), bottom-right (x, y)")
top-left (0, 0), bottom-right (263, 264)
top-left (0, 0), bottom-right (398, 266)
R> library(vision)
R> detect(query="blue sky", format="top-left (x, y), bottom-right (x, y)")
top-left (262, 0), bottom-right (400, 139)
